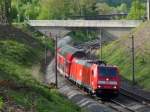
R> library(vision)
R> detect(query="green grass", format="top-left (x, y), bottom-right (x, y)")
top-left (98, 22), bottom-right (150, 91)
top-left (5, 87), bottom-right (83, 112)
top-left (0, 40), bottom-right (38, 85)
top-left (0, 40), bottom-right (38, 65)
top-left (13, 23), bottom-right (55, 55)
top-left (0, 24), bottom-right (84, 111)
top-left (0, 96), bottom-right (3, 110)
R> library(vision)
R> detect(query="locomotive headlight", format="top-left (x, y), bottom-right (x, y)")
top-left (113, 86), bottom-right (117, 89)
top-left (98, 85), bottom-right (101, 88)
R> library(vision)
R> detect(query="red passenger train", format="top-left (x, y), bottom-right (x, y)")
top-left (57, 45), bottom-right (121, 96)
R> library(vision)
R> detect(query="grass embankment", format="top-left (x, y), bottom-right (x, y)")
top-left (99, 21), bottom-right (150, 91)
top-left (0, 24), bottom-right (85, 112)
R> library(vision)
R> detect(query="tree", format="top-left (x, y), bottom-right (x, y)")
top-left (96, 3), bottom-right (112, 15)
top-left (38, 0), bottom-right (71, 19)
top-left (11, 0), bottom-right (40, 22)
top-left (97, 0), bottom-right (131, 7)
top-left (127, 0), bottom-right (146, 20)
top-left (116, 3), bottom-right (128, 13)
top-left (11, 0), bottom-right (97, 21)
top-left (38, 0), bottom-right (97, 19)
top-left (78, 0), bottom-right (97, 16)
top-left (0, 0), bottom-right (11, 24)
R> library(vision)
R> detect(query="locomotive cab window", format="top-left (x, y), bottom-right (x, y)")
top-left (98, 67), bottom-right (117, 77)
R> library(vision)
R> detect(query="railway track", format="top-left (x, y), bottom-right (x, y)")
top-left (75, 40), bottom-right (150, 109)
top-left (56, 66), bottom-right (150, 112)
top-left (91, 96), bottom-right (132, 112)
top-left (109, 99), bottom-right (137, 112)
top-left (60, 73), bottom-right (150, 112)
top-left (74, 39), bottom-right (101, 50)
top-left (72, 40), bottom-right (150, 112)
top-left (92, 93), bottom-right (150, 112)
top-left (120, 88), bottom-right (150, 105)
top-left (112, 94), bottom-right (150, 112)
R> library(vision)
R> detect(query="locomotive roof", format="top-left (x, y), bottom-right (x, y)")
top-left (75, 59), bottom-right (91, 67)
top-left (75, 59), bottom-right (118, 68)
top-left (59, 45), bottom-right (85, 57)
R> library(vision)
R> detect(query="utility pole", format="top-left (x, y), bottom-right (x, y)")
top-left (45, 38), bottom-right (47, 65)
top-left (17, 0), bottom-right (20, 23)
top-left (147, 0), bottom-right (150, 20)
top-left (99, 29), bottom-right (102, 61)
top-left (77, 0), bottom-right (82, 16)
top-left (44, 32), bottom-right (47, 65)
top-left (86, 29), bottom-right (91, 58)
top-left (55, 35), bottom-right (58, 88)
top-left (131, 35), bottom-right (135, 85)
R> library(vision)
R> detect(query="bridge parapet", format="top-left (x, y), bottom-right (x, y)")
top-left (28, 20), bottom-right (142, 28)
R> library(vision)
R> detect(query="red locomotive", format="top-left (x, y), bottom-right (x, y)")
top-left (57, 45), bottom-right (120, 96)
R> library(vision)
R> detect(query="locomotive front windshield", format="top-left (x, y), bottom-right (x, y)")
top-left (98, 67), bottom-right (117, 77)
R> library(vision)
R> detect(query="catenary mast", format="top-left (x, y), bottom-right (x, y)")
top-left (147, 0), bottom-right (150, 20)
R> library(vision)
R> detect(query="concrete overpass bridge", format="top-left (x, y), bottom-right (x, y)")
top-left (27, 20), bottom-right (142, 41)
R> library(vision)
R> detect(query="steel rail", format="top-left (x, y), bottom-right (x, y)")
top-left (91, 95), bottom-right (137, 112)
top-left (120, 88), bottom-right (150, 105)
top-left (110, 99), bottom-right (137, 112)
